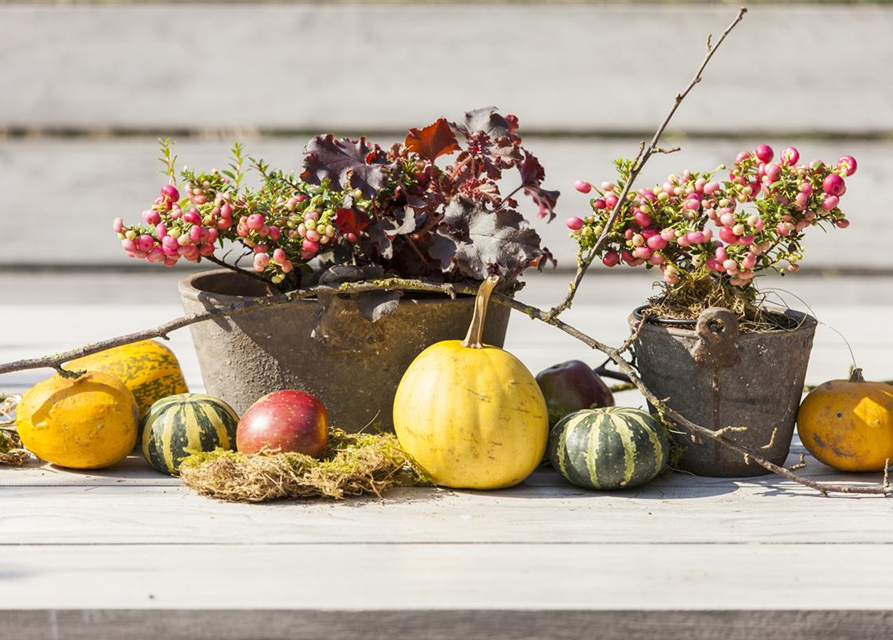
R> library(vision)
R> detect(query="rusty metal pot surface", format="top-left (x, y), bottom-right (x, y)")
top-left (179, 270), bottom-right (511, 429)
top-left (630, 306), bottom-right (817, 477)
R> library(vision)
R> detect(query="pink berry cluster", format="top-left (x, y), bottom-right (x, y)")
top-left (567, 146), bottom-right (856, 291)
top-left (115, 142), bottom-right (346, 285)
top-left (114, 180), bottom-right (224, 269)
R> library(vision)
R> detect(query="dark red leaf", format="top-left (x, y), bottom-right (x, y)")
top-left (518, 152), bottom-right (558, 220)
top-left (334, 207), bottom-right (371, 236)
top-left (405, 118), bottom-right (461, 163)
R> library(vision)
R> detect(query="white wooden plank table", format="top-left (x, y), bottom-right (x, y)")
top-left (2, 271), bottom-right (893, 639)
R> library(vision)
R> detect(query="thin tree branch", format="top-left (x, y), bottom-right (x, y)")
top-left (546, 7), bottom-right (748, 320)
top-left (0, 277), bottom-right (887, 497)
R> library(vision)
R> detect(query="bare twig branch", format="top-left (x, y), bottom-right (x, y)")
top-left (545, 7), bottom-right (748, 321)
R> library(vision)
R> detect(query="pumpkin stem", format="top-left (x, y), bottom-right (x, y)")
top-left (461, 276), bottom-right (500, 349)
top-left (850, 367), bottom-right (865, 383)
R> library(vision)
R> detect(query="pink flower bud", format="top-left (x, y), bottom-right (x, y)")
top-left (137, 234), bottom-right (155, 253)
top-left (112, 218), bottom-right (124, 233)
top-left (142, 209), bottom-right (162, 226)
top-left (634, 211), bottom-right (653, 227)
top-left (822, 174), bottom-right (845, 196)
top-left (566, 216), bottom-right (585, 231)
top-left (837, 155), bottom-right (857, 176)
top-left (253, 253), bottom-right (270, 272)
top-left (161, 184), bottom-right (180, 202)
top-left (780, 147), bottom-right (799, 166)
top-left (592, 199), bottom-right (606, 210)
top-left (247, 214), bottom-right (265, 230)
top-left (719, 227), bottom-right (739, 244)
top-left (574, 180), bottom-right (592, 194)
top-left (755, 145), bottom-right (774, 163)
top-left (647, 235), bottom-right (668, 251)
top-left (822, 195), bottom-right (840, 211)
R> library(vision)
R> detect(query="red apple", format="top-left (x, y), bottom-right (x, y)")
top-left (236, 390), bottom-right (328, 456)
top-left (535, 360), bottom-right (615, 427)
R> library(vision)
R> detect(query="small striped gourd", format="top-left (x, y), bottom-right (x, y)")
top-left (141, 393), bottom-right (239, 475)
top-left (548, 407), bottom-right (668, 490)
top-left (68, 340), bottom-right (188, 416)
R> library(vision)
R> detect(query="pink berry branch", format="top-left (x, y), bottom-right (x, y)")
top-left (0, 278), bottom-right (888, 496)
top-left (547, 6), bottom-right (747, 320)
top-left (567, 148), bottom-right (857, 304)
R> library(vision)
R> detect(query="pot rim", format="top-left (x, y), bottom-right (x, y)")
top-left (630, 304), bottom-right (817, 336)
top-left (178, 268), bottom-right (478, 306)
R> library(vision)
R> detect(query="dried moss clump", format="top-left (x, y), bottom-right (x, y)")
top-left (647, 277), bottom-right (798, 334)
top-left (0, 396), bottom-right (29, 466)
top-left (178, 429), bottom-right (426, 503)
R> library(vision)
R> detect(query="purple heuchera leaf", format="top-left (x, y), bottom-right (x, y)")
top-left (368, 206), bottom-right (424, 259)
top-left (429, 197), bottom-right (547, 283)
top-left (301, 135), bottom-right (395, 199)
top-left (453, 107), bottom-right (513, 140)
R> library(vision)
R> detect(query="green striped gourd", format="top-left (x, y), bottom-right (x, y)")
top-left (548, 406), bottom-right (668, 490)
top-left (141, 393), bottom-right (239, 475)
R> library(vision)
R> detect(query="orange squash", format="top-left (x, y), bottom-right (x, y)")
top-left (68, 340), bottom-right (187, 416)
top-left (797, 369), bottom-right (893, 472)
top-left (16, 371), bottom-right (139, 469)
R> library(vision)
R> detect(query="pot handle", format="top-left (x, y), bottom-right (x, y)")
top-left (689, 307), bottom-right (741, 369)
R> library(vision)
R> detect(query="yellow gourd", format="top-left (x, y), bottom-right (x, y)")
top-left (68, 340), bottom-right (188, 416)
top-left (393, 276), bottom-right (548, 489)
top-left (797, 369), bottom-right (893, 472)
top-left (16, 371), bottom-right (139, 469)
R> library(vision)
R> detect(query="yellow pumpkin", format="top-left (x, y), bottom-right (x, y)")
top-left (393, 276), bottom-right (548, 489)
top-left (68, 340), bottom-right (187, 416)
top-left (797, 369), bottom-right (893, 472)
top-left (16, 371), bottom-right (139, 469)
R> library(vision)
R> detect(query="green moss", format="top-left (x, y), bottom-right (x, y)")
top-left (178, 429), bottom-right (428, 502)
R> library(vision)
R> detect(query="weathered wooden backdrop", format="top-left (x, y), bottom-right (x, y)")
top-left (1, 2), bottom-right (890, 271)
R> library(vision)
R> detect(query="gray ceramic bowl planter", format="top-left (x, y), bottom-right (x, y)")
top-left (179, 269), bottom-right (510, 429)
top-left (630, 306), bottom-right (817, 477)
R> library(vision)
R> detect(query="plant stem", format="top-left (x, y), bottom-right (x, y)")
top-left (461, 276), bottom-right (499, 349)
top-left (546, 7), bottom-right (748, 321)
